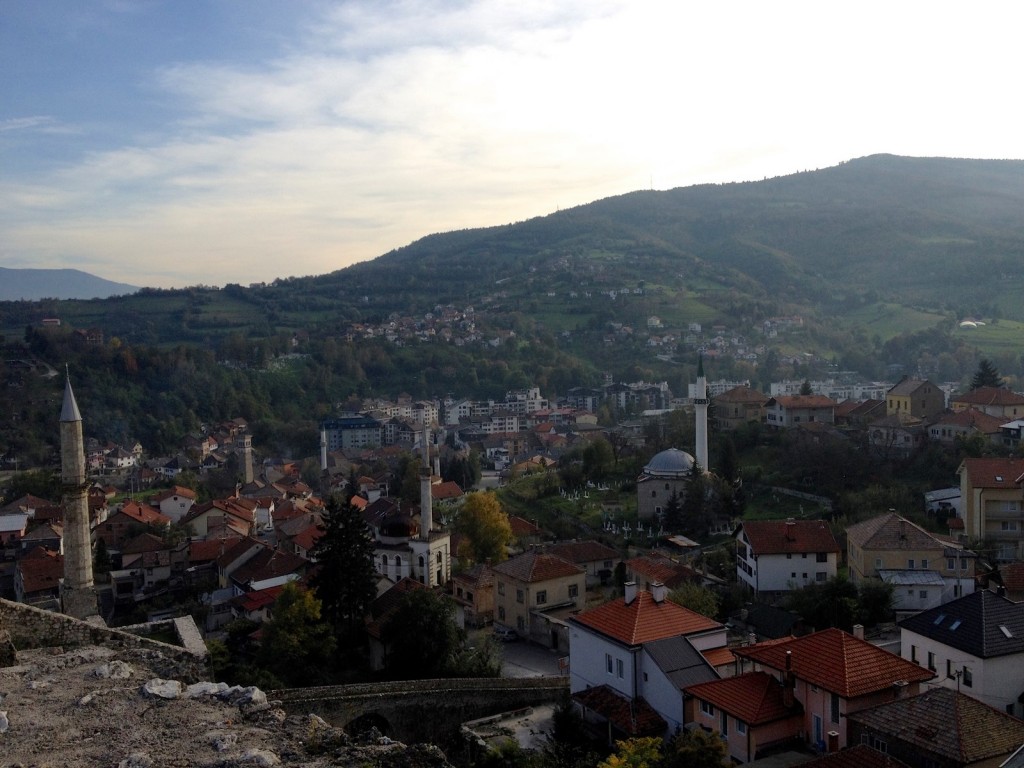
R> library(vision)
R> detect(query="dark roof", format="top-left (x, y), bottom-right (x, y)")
top-left (571, 685), bottom-right (666, 737)
top-left (492, 550), bottom-right (584, 583)
top-left (545, 540), bottom-right (619, 565)
top-left (643, 635), bottom-right (719, 692)
top-left (952, 386), bottom-right (1024, 407)
top-left (799, 745), bottom-right (909, 768)
top-left (846, 512), bottom-right (946, 552)
top-left (898, 589), bottom-right (1024, 658)
top-left (847, 687), bottom-right (1024, 764)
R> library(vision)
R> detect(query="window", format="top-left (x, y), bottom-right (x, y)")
top-left (816, 553), bottom-right (828, 563)
top-left (946, 659), bottom-right (953, 677)
top-left (963, 666), bottom-right (972, 687)
top-left (927, 651), bottom-right (936, 671)
top-left (516, 616), bottom-right (525, 631)
top-left (721, 710), bottom-right (729, 736)
top-left (568, 584), bottom-right (579, 599)
top-left (536, 590), bottom-right (547, 605)
top-left (875, 558), bottom-right (883, 569)
top-left (466, 591), bottom-right (473, 601)
top-left (700, 701), bottom-right (715, 716)
top-left (498, 606), bottom-right (505, 620)
top-left (919, 590), bottom-right (928, 599)
top-left (911, 645), bottom-right (918, 663)
top-left (516, 589), bottom-right (524, 604)
top-left (606, 654), bottom-right (613, 674)
top-left (816, 572), bottom-right (827, 582)
top-left (830, 693), bottom-right (840, 724)
top-left (497, 582), bottom-right (505, 596)
top-left (436, 551), bottom-right (442, 563)
top-left (907, 559), bottom-right (915, 569)
top-left (786, 553), bottom-right (792, 559)
top-left (616, 659), bottom-right (624, 679)
top-left (1001, 521), bottom-right (1018, 531)
top-left (947, 558), bottom-right (955, 570)
top-left (736, 720), bottom-right (746, 735)
top-left (921, 559), bottom-right (928, 569)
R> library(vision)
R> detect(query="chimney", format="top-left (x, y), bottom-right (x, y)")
top-left (748, 632), bottom-right (757, 646)
top-left (997, 585), bottom-right (1007, 597)
top-left (651, 581), bottom-right (667, 603)
top-left (624, 581), bottom-right (638, 605)
top-left (827, 731), bottom-right (839, 753)
top-left (785, 518), bottom-right (796, 541)
top-left (783, 650), bottom-right (794, 708)
top-left (852, 624), bottom-right (864, 640)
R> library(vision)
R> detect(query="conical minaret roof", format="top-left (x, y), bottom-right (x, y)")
top-left (61, 375), bottom-right (82, 423)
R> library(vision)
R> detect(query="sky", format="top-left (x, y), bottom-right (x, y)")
top-left (2, 1), bottom-right (1023, 290)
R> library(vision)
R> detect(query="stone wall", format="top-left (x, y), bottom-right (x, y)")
top-left (0, 598), bottom-right (207, 680)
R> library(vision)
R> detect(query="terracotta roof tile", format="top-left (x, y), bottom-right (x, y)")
top-left (571, 590), bottom-right (722, 646)
top-left (571, 685), bottom-right (666, 736)
top-left (545, 540), bottom-right (619, 565)
top-left (952, 386), bottom-right (1024, 407)
top-left (737, 519), bottom-right (840, 555)
top-left (714, 386), bottom-right (768, 404)
top-left (958, 457), bottom-right (1024, 489)
top-left (846, 513), bottom-right (947, 552)
top-left (732, 627), bottom-right (933, 698)
top-left (686, 671), bottom-right (801, 725)
top-left (492, 551), bottom-right (584, 583)
top-left (800, 744), bottom-right (909, 768)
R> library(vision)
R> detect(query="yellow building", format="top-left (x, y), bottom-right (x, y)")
top-left (492, 550), bottom-right (585, 648)
top-left (885, 377), bottom-right (945, 423)
top-left (958, 457), bottom-right (1024, 561)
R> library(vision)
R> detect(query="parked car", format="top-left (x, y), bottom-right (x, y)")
top-left (493, 625), bottom-right (518, 642)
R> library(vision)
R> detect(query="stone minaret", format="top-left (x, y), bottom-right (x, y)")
top-left (319, 426), bottom-right (328, 472)
top-left (60, 376), bottom-right (98, 620)
top-left (236, 432), bottom-right (254, 485)
top-left (694, 356), bottom-right (709, 471)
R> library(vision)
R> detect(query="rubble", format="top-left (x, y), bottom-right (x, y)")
top-left (0, 645), bottom-right (455, 767)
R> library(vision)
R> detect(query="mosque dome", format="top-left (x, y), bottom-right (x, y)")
top-left (642, 447), bottom-right (695, 478)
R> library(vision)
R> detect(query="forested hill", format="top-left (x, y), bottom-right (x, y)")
top-left (323, 153), bottom-right (1024, 317)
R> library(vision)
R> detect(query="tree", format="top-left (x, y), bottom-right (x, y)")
top-left (783, 575), bottom-right (859, 631)
top-left (680, 462), bottom-right (710, 538)
top-left (971, 358), bottom-right (1003, 390)
top-left (663, 729), bottom-right (730, 768)
top-left (257, 583), bottom-right (337, 687)
top-left (309, 494), bottom-right (378, 640)
top-left (668, 582), bottom-right (720, 619)
top-left (856, 579), bottom-right (895, 626)
top-left (582, 437), bottom-right (614, 481)
top-left (598, 737), bottom-right (663, 768)
top-left (381, 589), bottom-right (465, 679)
top-left (456, 491), bottom-right (513, 565)
top-left (661, 491), bottom-right (683, 533)
top-left (799, 379), bottom-right (813, 395)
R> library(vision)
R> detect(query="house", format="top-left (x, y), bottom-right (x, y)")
top-left (927, 408), bottom-right (1004, 447)
top-left (685, 671), bottom-right (805, 763)
top-left (867, 415), bottom-right (928, 459)
top-left (120, 532), bottom-right (173, 589)
top-left (886, 377), bottom-right (945, 423)
top-left (846, 687), bottom-right (1024, 768)
top-left (451, 563), bottom-right (494, 628)
top-left (230, 584), bottom-right (285, 624)
top-left (0, 514), bottom-right (31, 548)
top-left (492, 550), bottom-right (585, 648)
top-left (731, 627), bottom-right (934, 750)
top-left (95, 501), bottom-right (171, 550)
top-left (846, 512), bottom-right (975, 611)
top-left (544, 540), bottom-right (620, 587)
top-left (225, 546), bottom-right (308, 594)
top-left (569, 582), bottom-right (724, 739)
top-left (951, 387), bottom-right (1024, 420)
top-left (182, 498), bottom-right (257, 539)
top-left (957, 457), bottom-right (1024, 561)
top-left (898, 589), bottom-right (1024, 717)
top-left (624, 552), bottom-right (701, 591)
top-left (834, 398), bottom-right (886, 428)
top-left (149, 485), bottom-right (198, 523)
top-left (764, 395), bottom-right (837, 429)
top-left (713, 386), bottom-right (768, 431)
top-left (796, 745), bottom-right (909, 768)
top-left (14, 547), bottom-right (63, 606)
top-left (734, 519), bottom-right (840, 599)
top-left (19, 523), bottom-right (63, 556)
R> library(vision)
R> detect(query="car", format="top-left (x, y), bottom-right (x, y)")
top-left (493, 625), bottom-right (518, 642)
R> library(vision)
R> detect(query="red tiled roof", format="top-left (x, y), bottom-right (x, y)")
top-left (738, 519), bottom-right (840, 555)
top-left (686, 671), bottom-right (800, 725)
top-left (800, 744), bottom-right (909, 768)
top-left (18, 549), bottom-right (63, 594)
top-left (625, 554), bottom-right (699, 589)
top-left (508, 516), bottom-right (540, 537)
top-left (768, 395), bottom-right (837, 409)
top-left (571, 590), bottom-right (722, 646)
top-left (150, 485), bottom-right (197, 502)
top-left (188, 536), bottom-right (241, 564)
top-left (118, 501), bottom-right (171, 527)
top-left (231, 584), bottom-right (285, 613)
top-left (732, 628), bottom-right (933, 698)
top-left (701, 646), bottom-right (736, 668)
top-left (230, 548), bottom-right (308, 587)
top-left (292, 524), bottom-right (322, 553)
top-left (958, 457), bottom-right (1024, 489)
top-left (714, 386), bottom-right (767, 404)
top-left (545, 540), bottom-right (619, 565)
top-left (952, 386), bottom-right (1024, 407)
top-left (571, 685), bottom-right (666, 736)
top-left (432, 481), bottom-right (464, 500)
top-left (492, 551), bottom-right (584, 583)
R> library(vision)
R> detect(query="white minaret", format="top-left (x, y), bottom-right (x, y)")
top-left (59, 375), bottom-right (98, 620)
top-left (419, 427), bottom-right (433, 543)
top-left (694, 356), bottom-right (709, 471)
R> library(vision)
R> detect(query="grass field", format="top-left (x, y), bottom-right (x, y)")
top-left (837, 302), bottom-right (947, 341)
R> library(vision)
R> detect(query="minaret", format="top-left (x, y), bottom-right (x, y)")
top-left (59, 375), bottom-right (98, 620)
top-left (694, 356), bottom-right (709, 471)
top-left (236, 432), bottom-right (253, 485)
top-left (419, 427), bottom-right (433, 542)
top-left (319, 426), bottom-right (328, 472)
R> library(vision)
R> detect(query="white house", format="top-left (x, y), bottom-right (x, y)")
top-left (898, 589), bottom-right (1024, 718)
top-left (568, 582), bottom-right (724, 739)
top-left (734, 519), bottom-right (840, 598)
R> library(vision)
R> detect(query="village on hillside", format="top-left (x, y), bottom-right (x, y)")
top-left (2, 360), bottom-right (1024, 768)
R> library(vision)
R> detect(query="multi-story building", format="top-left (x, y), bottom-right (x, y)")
top-left (735, 519), bottom-right (840, 598)
top-left (764, 395), bottom-right (837, 428)
top-left (492, 550), bottom-right (585, 647)
top-left (322, 414), bottom-right (383, 451)
top-left (951, 386), bottom-right (1024, 420)
top-left (957, 457), bottom-right (1024, 561)
top-left (886, 377), bottom-right (946, 423)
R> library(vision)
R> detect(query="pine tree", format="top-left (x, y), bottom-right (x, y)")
top-left (971, 358), bottom-right (1003, 390)
top-left (680, 461), bottom-right (709, 538)
top-left (661, 490), bottom-right (683, 533)
top-left (310, 494), bottom-right (378, 641)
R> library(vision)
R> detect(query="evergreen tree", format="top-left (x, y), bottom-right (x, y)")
top-left (310, 494), bottom-right (378, 641)
top-left (680, 461), bottom-right (709, 538)
top-left (381, 589), bottom-right (464, 679)
top-left (799, 379), bottom-right (813, 395)
top-left (661, 491), bottom-right (683, 533)
top-left (257, 583), bottom-right (337, 687)
top-left (971, 358), bottom-right (1003, 390)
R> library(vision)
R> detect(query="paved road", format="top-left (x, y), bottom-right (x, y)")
top-left (498, 638), bottom-right (565, 678)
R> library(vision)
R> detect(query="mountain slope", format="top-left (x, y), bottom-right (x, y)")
top-left (0, 267), bottom-right (139, 300)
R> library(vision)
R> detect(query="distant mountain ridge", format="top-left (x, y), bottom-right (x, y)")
top-left (0, 267), bottom-right (138, 300)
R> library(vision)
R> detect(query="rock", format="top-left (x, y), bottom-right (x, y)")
top-left (93, 661), bottom-right (134, 679)
top-left (235, 748), bottom-right (280, 766)
top-left (0, 710), bottom-right (8, 733)
top-left (78, 692), bottom-right (97, 706)
top-left (141, 678), bottom-right (182, 699)
top-left (185, 681), bottom-right (230, 698)
top-left (26, 680), bottom-right (50, 690)
top-left (218, 685), bottom-right (267, 707)
top-left (117, 753), bottom-right (153, 768)
top-left (206, 730), bottom-right (238, 752)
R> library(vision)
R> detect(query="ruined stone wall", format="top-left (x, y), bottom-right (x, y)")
top-left (0, 598), bottom-right (207, 680)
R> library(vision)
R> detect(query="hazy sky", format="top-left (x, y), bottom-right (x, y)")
top-left (2, 1), bottom-right (1022, 289)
